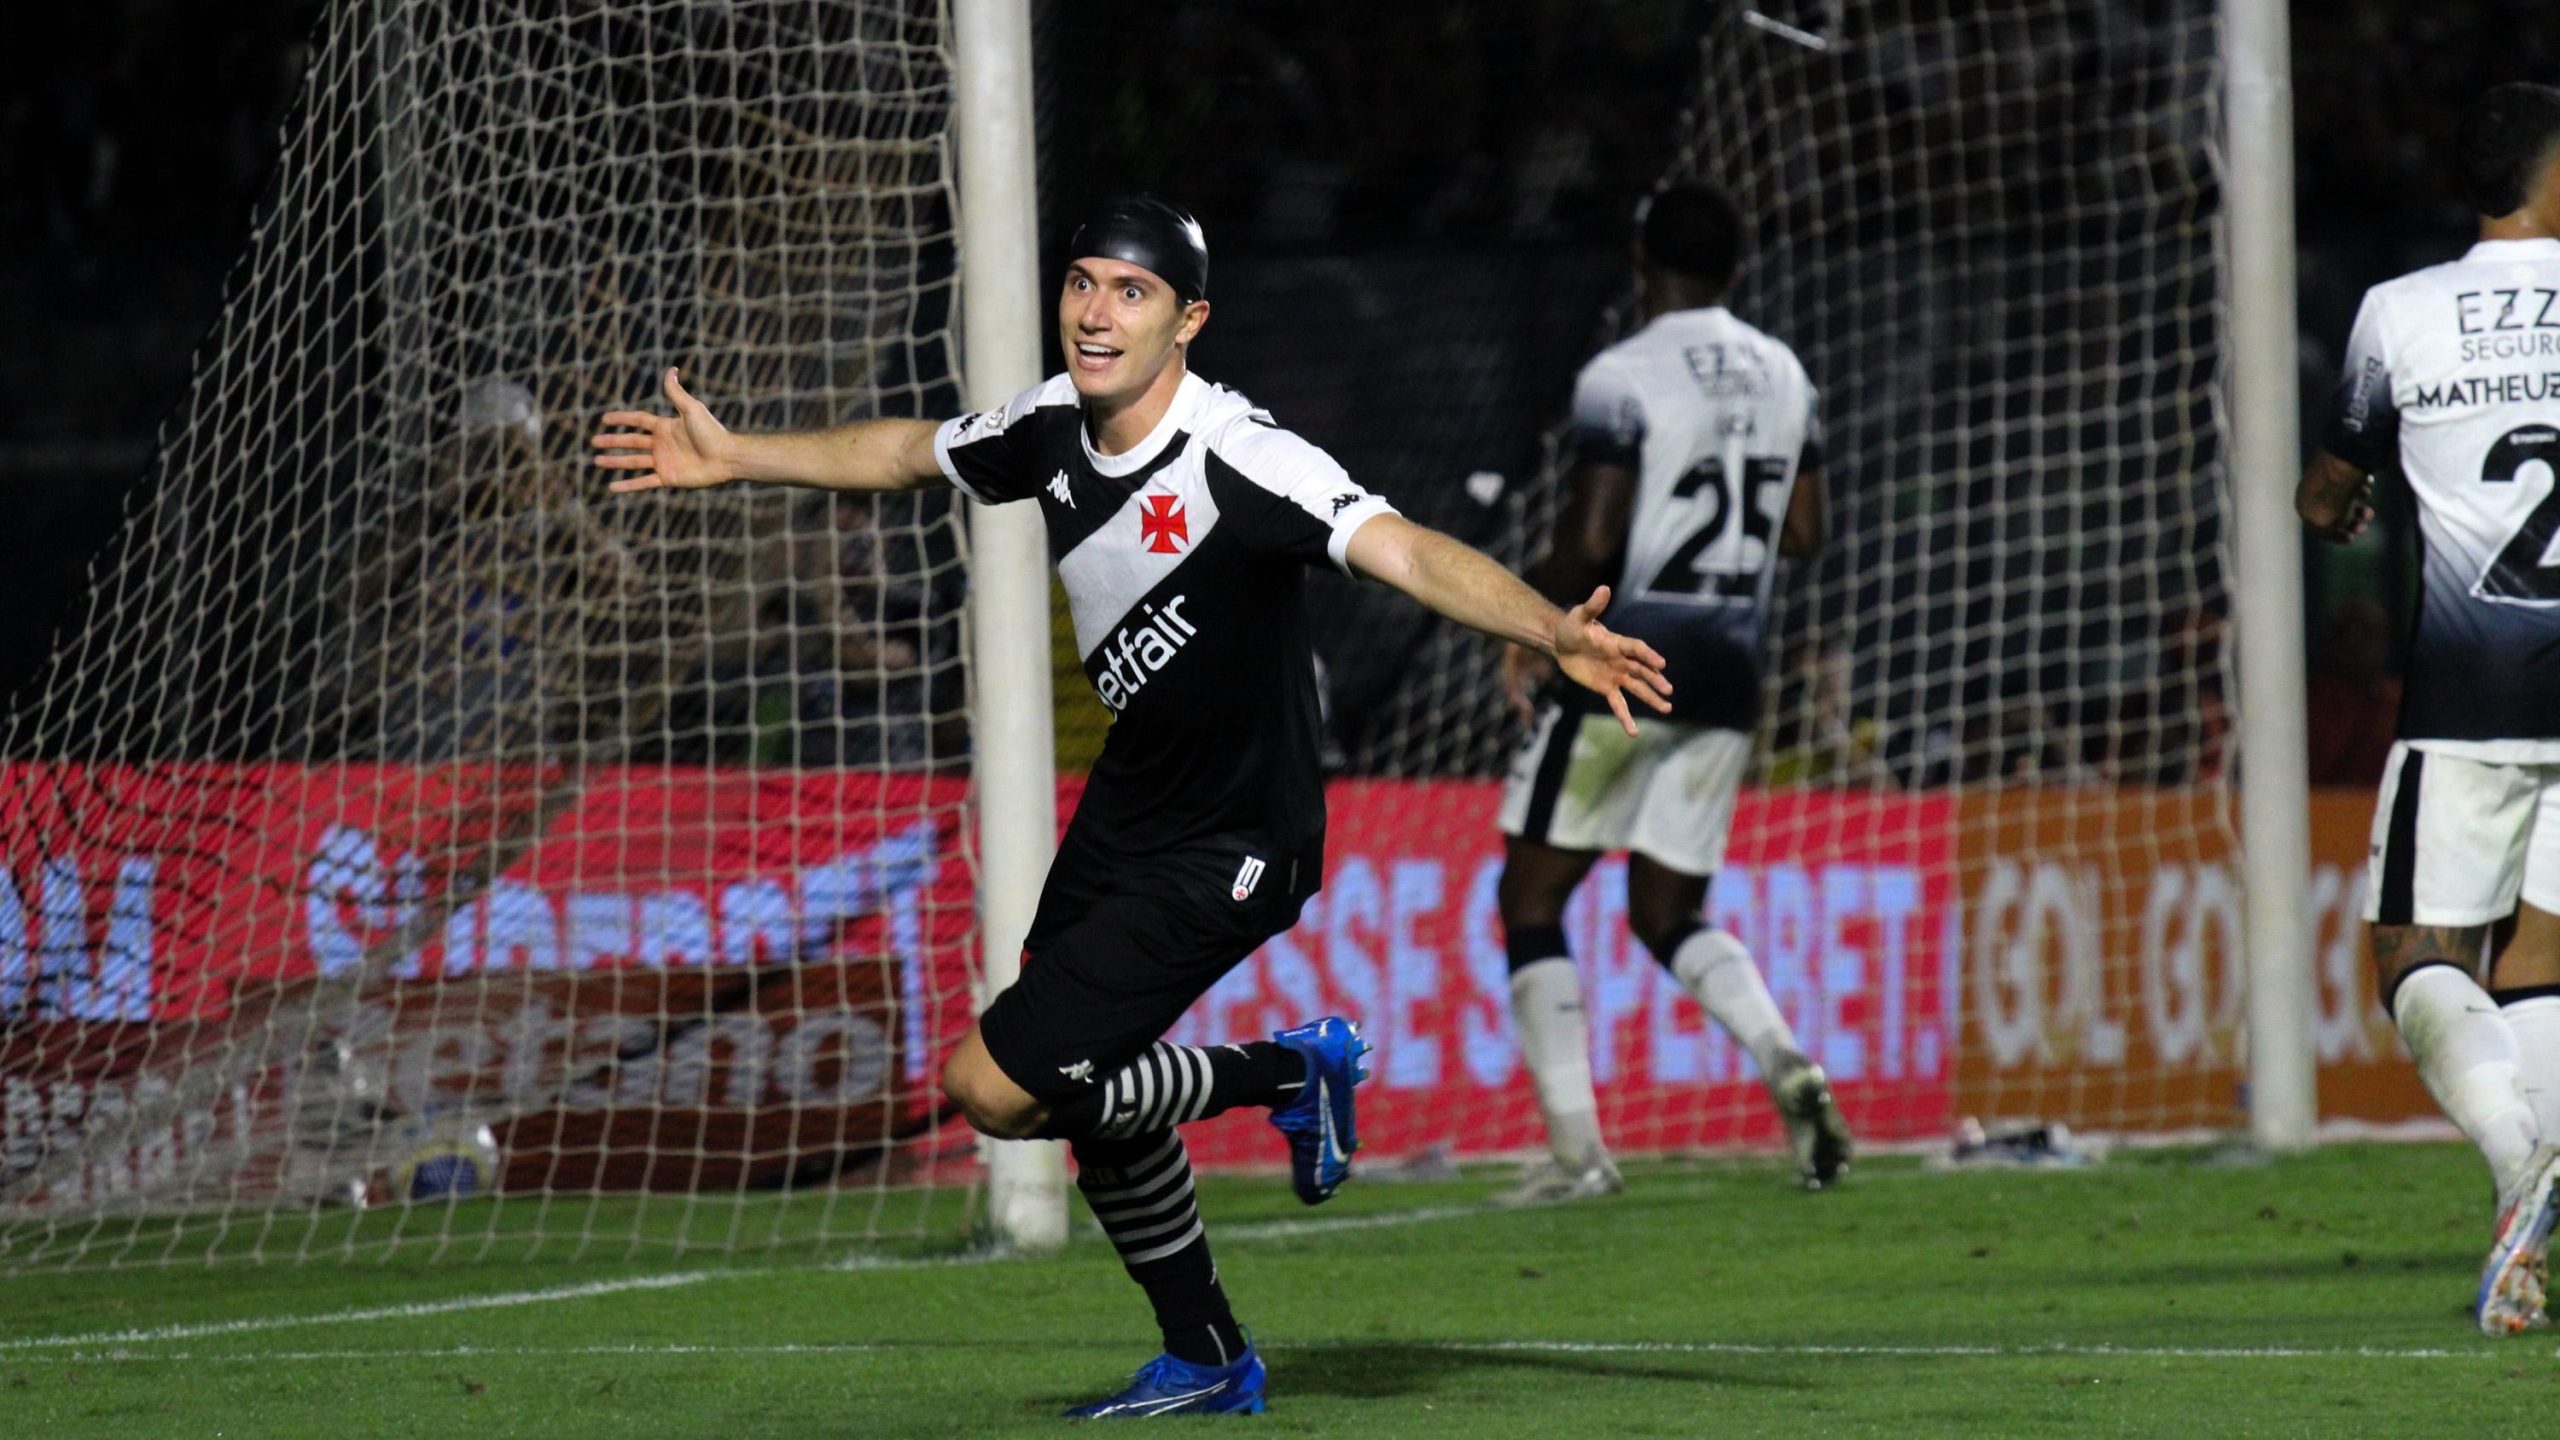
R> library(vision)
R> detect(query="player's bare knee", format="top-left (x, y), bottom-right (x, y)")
top-left (934, 1052), bottom-right (977, 1121)
top-left (1628, 891), bottom-right (1703, 964)
top-left (1621, 855), bottom-right (1709, 960)
top-left (1496, 872), bottom-right (1566, 932)
top-left (1633, 915), bottom-right (1702, 967)
top-left (971, 1102), bottom-right (1047, 1141)
top-left (940, 1052), bottom-right (1044, 1139)
top-left (954, 1088), bottom-right (1043, 1140)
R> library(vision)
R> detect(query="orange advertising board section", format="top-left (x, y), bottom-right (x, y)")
top-left (2301, 789), bottom-right (2434, 1126)
top-left (1955, 788), bottom-right (2246, 1135)
top-left (1952, 786), bottom-right (2427, 1134)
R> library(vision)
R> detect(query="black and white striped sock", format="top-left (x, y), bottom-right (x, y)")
top-left (1043, 1040), bottom-right (1306, 1141)
top-left (1075, 1130), bottom-right (1245, 1367)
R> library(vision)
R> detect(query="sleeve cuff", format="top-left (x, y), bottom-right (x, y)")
top-left (1326, 498), bottom-right (1401, 576)
top-left (931, 417), bottom-right (997, 504)
top-left (2323, 422), bottom-right (2395, 474)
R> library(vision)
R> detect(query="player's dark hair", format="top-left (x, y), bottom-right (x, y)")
top-left (2455, 83), bottom-right (2560, 217)
top-left (1636, 182), bottom-right (1744, 286)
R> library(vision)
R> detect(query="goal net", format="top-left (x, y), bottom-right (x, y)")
top-left (0, 0), bottom-right (2398, 1273)
top-left (1151, 0), bottom-right (2291, 1176)
top-left (0, 0), bottom-right (988, 1267)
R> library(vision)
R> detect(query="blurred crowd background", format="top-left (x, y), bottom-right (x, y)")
top-left (2, 0), bottom-right (2551, 785)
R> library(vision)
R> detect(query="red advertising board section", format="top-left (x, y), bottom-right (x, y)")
top-left (1166, 782), bottom-right (1958, 1167)
top-left (1, 764), bottom-right (976, 1205)
top-left (0, 958), bottom-right (903, 1209)
top-left (0, 763), bottom-right (972, 1021)
top-left (0, 762), bottom-right (2434, 1199)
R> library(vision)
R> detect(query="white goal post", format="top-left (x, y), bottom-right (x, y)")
top-left (951, 0), bottom-right (1070, 1253)
top-left (2221, 0), bottom-right (2318, 1152)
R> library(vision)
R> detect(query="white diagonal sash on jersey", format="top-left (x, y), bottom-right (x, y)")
top-left (1057, 465), bottom-right (1225, 657)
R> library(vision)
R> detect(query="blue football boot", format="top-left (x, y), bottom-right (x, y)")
top-left (1062, 1347), bottom-right (1268, 1419)
top-left (1267, 1016), bottom-right (1368, 1205)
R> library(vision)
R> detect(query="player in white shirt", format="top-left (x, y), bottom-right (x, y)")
top-left (2299, 83), bottom-right (2560, 1335)
top-left (1493, 183), bottom-right (1849, 1202)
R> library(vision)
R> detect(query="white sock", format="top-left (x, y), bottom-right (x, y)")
top-left (2498, 994), bottom-right (2560, 1144)
top-left (2395, 965), bottom-right (2541, 1195)
top-left (1509, 957), bottom-right (1606, 1171)
top-left (1671, 928), bottom-right (1801, 1082)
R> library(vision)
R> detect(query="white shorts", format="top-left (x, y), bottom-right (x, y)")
top-left (2363, 742), bottom-right (2560, 927)
top-left (1496, 704), bottom-right (1751, 877)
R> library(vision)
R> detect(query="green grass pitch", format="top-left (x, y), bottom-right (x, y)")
top-left (3, 1143), bottom-right (2556, 1436)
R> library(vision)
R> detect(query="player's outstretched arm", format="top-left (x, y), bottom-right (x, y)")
top-left (592, 368), bottom-right (945, 494)
top-left (2295, 449), bottom-right (2375, 544)
top-left (1345, 513), bottom-right (1671, 736)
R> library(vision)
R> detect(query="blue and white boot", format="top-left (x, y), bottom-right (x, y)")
top-left (1063, 1347), bottom-right (1268, 1418)
top-left (1267, 1016), bottom-right (1368, 1205)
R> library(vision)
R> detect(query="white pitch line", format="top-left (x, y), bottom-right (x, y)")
top-left (1, 1337), bottom-right (2529, 1366)
top-left (0, 1247), bottom-right (1023, 1355)
top-left (12, 1343), bottom-right (893, 1365)
top-left (0, 1203), bottom-right (1514, 1361)
top-left (4, 1196), bottom-right (1581, 1359)
top-left (0, 1271), bottom-right (723, 1353)
top-left (1213, 1203), bottom-right (1488, 1242)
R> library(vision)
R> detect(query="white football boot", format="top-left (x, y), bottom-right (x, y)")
top-left (2477, 1144), bottom-right (2560, 1336)
top-left (1492, 1152), bottom-right (1626, 1209)
top-left (1771, 1058), bottom-right (1853, 1191)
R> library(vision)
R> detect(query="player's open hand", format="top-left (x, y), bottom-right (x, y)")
top-left (592, 369), bottom-right (738, 493)
top-left (1552, 586), bottom-right (1672, 737)
top-left (1500, 643), bottom-right (1556, 726)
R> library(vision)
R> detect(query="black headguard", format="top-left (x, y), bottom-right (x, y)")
top-left (1067, 195), bottom-right (1209, 304)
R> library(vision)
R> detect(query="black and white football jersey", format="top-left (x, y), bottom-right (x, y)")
top-left (2330, 238), bottom-right (2560, 757)
top-left (934, 371), bottom-right (1398, 854)
top-left (1566, 306), bottom-right (1820, 730)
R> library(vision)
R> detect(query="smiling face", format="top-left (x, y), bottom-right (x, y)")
top-left (1058, 256), bottom-right (1209, 410)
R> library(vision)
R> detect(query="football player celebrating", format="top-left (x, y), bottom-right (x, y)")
top-left (596, 196), bottom-right (1671, 1413)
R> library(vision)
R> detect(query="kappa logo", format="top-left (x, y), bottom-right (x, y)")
top-left (1058, 1059), bottom-right (1096, 1085)
top-left (1231, 855), bottom-right (1267, 902)
top-left (1329, 492), bottom-right (1359, 517)
top-left (1048, 470), bottom-right (1076, 508)
top-left (1139, 492), bottom-right (1189, 553)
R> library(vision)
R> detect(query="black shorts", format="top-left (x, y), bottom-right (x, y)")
top-left (979, 828), bottom-right (1318, 1104)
